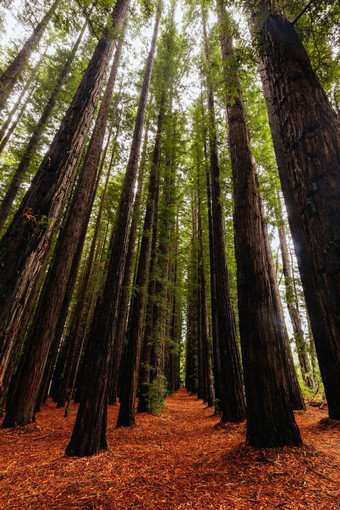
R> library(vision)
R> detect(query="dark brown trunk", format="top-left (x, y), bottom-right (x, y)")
top-left (137, 170), bottom-right (159, 412)
top-left (185, 193), bottom-right (198, 394)
top-left (110, 125), bottom-right (148, 405)
top-left (57, 102), bottom-right (121, 410)
top-left (250, 4), bottom-right (340, 418)
top-left (0, 20), bottom-right (87, 231)
top-left (116, 90), bottom-right (165, 428)
top-left (0, 0), bottom-right (61, 109)
top-left (218, 3), bottom-right (301, 446)
top-left (202, 6), bottom-right (246, 422)
top-left (1, 21), bottom-right (127, 428)
top-left (0, 0), bottom-right (130, 400)
top-left (258, 192), bottom-right (305, 410)
top-left (168, 208), bottom-right (180, 394)
top-left (202, 115), bottom-right (221, 411)
top-left (65, 4), bottom-right (160, 456)
top-left (197, 165), bottom-right (214, 407)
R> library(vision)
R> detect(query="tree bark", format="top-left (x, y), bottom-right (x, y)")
top-left (0, 86), bottom-right (34, 156)
top-left (197, 164), bottom-right (214, 407)
top-left (110, 124), bottom-right (148, 405)
top-left (249, 2), bottom-right (340, 418)
top-left (65, 3), bottom-right (160, 456)
top-left (0, 0), bottom-right (130, 400)
top-left (117, 89), bottom-right (165, 428)
top-left (218, 2), bottom-right (301, 446)
top-left (202, 5), bottom-right (246, 422)
top-left (0, 20), bottom-right (87, 231)
top-left (2, 32), bottom-right (126, 428)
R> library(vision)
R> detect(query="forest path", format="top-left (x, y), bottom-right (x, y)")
top-left (0, 388), bottom-right (339, 509)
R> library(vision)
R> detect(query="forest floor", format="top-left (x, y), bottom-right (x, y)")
top-left (0, 389), bottom-right (339, 510)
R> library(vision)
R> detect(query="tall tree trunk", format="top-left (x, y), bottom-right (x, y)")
top-left (56, 101), bottom-right (121, 410)
top-left (0, 86), bottom-right (34, 156)
top-left (168, 207), bottom-right (180, 394)
top-left (248, 1), bottom-right (340, 419)
top-left (137, 165), bottom-right (160, 412)
top-left (276, 199), bottom-right (315, 389)
top-left (0, 52), bottom-right (44, 147)
top-left (110, 124), bottom-right (148, 405)
top-left (202, 113), bottom-right (221, 411)
top-left (65, 4), bottom-right (160, 456)
top-left (258, 191), bottom-right (305, 410)
top-left (218, 2), bottom-right (301, 446)
top-left (0, 0), bottom-right (130, 399)
top-left (197, 164), bottom-right (214, 407)
top-left (202, 5), bottom-right (246, 422)
top-left (0, 0), bottom-right (61, 110)
top-left (185, 193), bottom-right (198, 394)
top-left (116, 90), bottom-right (165, 428)
top-left (0, 20), bottom-right (87, 231)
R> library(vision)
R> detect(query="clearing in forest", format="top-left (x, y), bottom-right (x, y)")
top-left (0, 389), bottom-right (339, 509)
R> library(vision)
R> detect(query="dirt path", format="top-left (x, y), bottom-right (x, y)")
top-left (0, 388), bottom-right (339, 509)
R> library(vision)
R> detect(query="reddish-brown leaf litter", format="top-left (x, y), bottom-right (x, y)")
top-left (0, 389), bottom-right (339, 509)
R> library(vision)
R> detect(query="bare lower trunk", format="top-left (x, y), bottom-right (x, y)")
top-left (117, 92), bottom-right (165, 428)
top-left (197, 165), bottom-right (214, 406)
top-left (250, 4), bottom-right (340, 418)
top-left (0, 0), bottom-right (130, 400)
top-left (65, 4), bottom-right (160, 456)
top-left (111, 126), bottom-right (148, 405)
top-left (0, 21), bottom-right (87, 231)
top-left (218, 3), bottom-right (301, 446)
top-left (202, 5), bottom-right (246, 422)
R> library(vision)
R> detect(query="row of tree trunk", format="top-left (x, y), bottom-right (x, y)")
top-left (0, 0), bottom-right (338, 459)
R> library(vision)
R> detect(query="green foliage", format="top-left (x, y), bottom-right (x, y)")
top-left (145, 374), bottom-right (168, 414)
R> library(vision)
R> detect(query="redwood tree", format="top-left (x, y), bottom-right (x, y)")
top-left (218, 2), bottom-right (301, 446)
top-left (248, 0), bottom-right (340, 419)
top-left (0, 0), bottom-right (130, 397)
top-left (65, 3), bottom-right (161, 456)
top-left (0, 0), bottom-right (61, 110)
top-left (201, 5), bottom-right (246, 423)
top-left (2, 27), bottom-right (126, 428)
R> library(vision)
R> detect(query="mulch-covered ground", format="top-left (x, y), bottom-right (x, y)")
top-left (0, 388), bottom-right (339, 509)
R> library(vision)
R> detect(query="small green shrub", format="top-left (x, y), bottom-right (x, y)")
top-left (146, 374), bottom-right (168, 415)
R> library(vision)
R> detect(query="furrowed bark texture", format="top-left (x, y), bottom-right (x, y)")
top-left (110, 129), bottom-right (147, 405)
top-left (0, 0), bottom-right (61, 110)
top-left (117, 96), bottom-right (165, 428)
top-left (0, 0), bottom-right (130, 400)
top-left (65, 4), bottom-right (160, 456)
top-left (250, 5), bottom-right (340, 418)
top-left (219, 3), bottom-right (301, 446)
top-left (197, 166), bottom-right (214, 407)
top-left (202, 6), bottom-right (246, 422)
top-left (0, 20), bottom-right (87, 232)
top-left (2, 34), bottom-right (125, 427)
